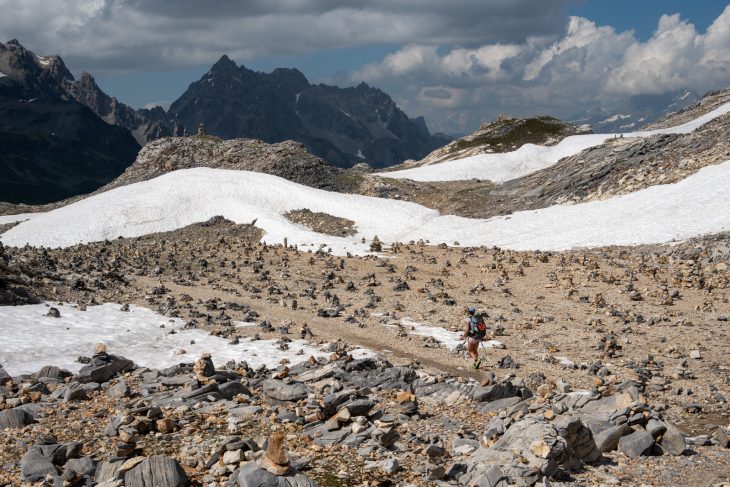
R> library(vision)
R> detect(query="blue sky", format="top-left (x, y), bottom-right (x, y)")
top-left (2, 0), bottom-right (729, 132)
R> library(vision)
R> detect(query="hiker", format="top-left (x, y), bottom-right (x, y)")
top-left (463, 306), bottom-right (487, 369)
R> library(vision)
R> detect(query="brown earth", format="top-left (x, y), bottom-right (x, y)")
top-left (1, 219), bottom-right (730, 485)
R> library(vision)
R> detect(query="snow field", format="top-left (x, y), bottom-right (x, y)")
top-left (0, 303), bottom-right (373, 376)
top-left (376, 101), bottom-right (730, 183)
top-left (2, 158), bottom-right (730, 255)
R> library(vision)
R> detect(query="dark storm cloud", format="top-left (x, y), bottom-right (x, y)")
top-left (0, 0), bottom-right (570, 72)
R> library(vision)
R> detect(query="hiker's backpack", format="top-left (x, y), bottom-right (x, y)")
top-left (469, 314), bottom-right (487, 339)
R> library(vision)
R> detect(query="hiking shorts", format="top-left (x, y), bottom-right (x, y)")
top-left (468, 337), bottom-right (481, 347)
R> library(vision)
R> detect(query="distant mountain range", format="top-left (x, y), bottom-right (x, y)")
top-left (0, 40), bottom-right (449, 205)
top-left (570, 90), bottom-right (701, 133)
top-left (168, 55), bottom-right (450, 168)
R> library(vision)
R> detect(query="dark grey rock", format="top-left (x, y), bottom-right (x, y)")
top-left (646, 418), bottom-right (667, 438)
top-left (618, 430), bottom-right (654, 458)
top-left (64, 456), bottom-right (96, 478)
top-left (21, 446), bottom-right (58, 482)
top-left (124, 455), bottom-right (189, 487)
top-left (77, 354), bottom-right (134, 384)
top-left (593, 423), bottom-right (630, 453)
top-left (219, 380), bottom-right (250, 400)
top-left (37, 365), bottom-right (72, 379)
top-left (0, 407), bottom-right (35, 429)
top-left (660, 422), bottom-right (688, 456)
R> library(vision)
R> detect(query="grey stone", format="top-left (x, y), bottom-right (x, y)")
top-left (124, 455), bottom-right (189, 487)
top-left (37, 365), bottom-right (72, 379)
top-left (64, 456), bottom-right (96, 477)
top-left (21, 446), bottom-right (58, 482)
top-left (618, 430), bottom-right (654, 458)
top-left (77, 354), bottom-right (134, 384)
top-left (477, 396), bottom-right (521, 413)
top-left (228, 405), bottom-right (264, 418)
top-left (63, 383), bottom-right (88, 402)
top-left (108, 379), bottom-right (131, 398)
top-left (593, 424), bottom-right (630, 453)
top-left (237, 461), bottom-right (318, 487)
top-left (95, 460), bottom-right (124, 483)
top-left (0, 407), bottom-right (35, 429)
top-left (262, 379), bottom-right (308, 402)
top-left (473, 464), bottom-right (506, 487)
top-left (646, 419), bottom-right (667, 438)
top-left (660, 421), bottom-right (688, 456)
top-left (219, 380), bottom-right (250, 400)
top-left (313, 428), bottom-right (351, 447)
top-left (471, 382), bottom-right (520, 403)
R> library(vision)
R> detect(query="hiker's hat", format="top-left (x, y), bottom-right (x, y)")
top-left (468, 306), bottom-right (476, 313)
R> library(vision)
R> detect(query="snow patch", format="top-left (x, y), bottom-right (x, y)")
top-left (0, 303), bottom-right (374, 376)
top-left (397, 318), bottom-right (505, 351)
top-left (377, 102), bottom-right (730, 183)
top-left (36, 56), bottom-right (50, 67)
top-left (0, 212), bottom-right (41, 225)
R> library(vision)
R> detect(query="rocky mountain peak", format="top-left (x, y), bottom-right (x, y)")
top-left (209, 54), bottom-right (238, 74)
top-left (0, 39), bottom-right (73, 95)
top-left (270, 67), bottom-right (309, 93)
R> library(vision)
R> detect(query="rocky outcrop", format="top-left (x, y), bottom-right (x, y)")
top-left (409, 115), bottom-right (590, 167)
top-left (101, 135), bottom-right (361, 193)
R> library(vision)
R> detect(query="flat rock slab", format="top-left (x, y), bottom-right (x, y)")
top-left (78, 354), bottom-right (134, 384)
top-left (124, 455), bottom-right (189, 487)
top-left (237, 461), bottom-right (318, 487)
top-left (262, 379), bottom-right (308, 402)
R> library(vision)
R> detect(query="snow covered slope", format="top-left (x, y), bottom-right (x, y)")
top-left (0, 302), bottom-right (372, 376)
top-left (2, 162), bottom-right (729, 254)
top-left (0, 212), bottom-right (39, 225)
top-left (376, 102), bottom-right (730, 183)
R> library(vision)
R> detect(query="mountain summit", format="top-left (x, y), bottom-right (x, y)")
top-left (167, 56), bottom-right (449, 167)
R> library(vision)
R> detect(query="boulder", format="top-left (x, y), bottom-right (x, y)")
top-left (0, 407), bottom-right (35, 429)
top-left (237, 461), bottom-right (318, 487)
top-left (21, 447), bottom-right (58, 482)
top-left (262, 379), bottom-right (308, 402)
top-left (660, 422), bottom-right (688, 456)
top-left (77, 354), bottom-right (134, 384)
top-left (124, 455), bottom-right (188, 487)
top-left (63, 382), bottom-right (88, 402)
top-left (462, 416), bottom-right (599, 485)
top-left (593, 424), bottom-right (630, 453)
top-left (64, 456), bottom-right (96, 479)
top-left (108, 379), bottom-right (131, 398)
top-left (618, 430), bottom-right (654, 458)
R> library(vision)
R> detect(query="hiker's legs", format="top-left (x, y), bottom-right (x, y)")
top-left (467, 338), bottom-right (479, 360)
